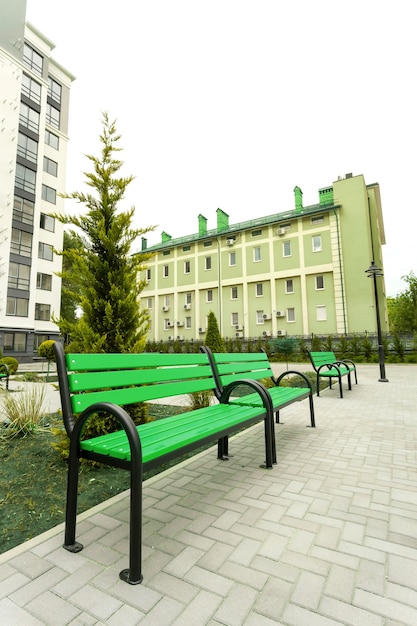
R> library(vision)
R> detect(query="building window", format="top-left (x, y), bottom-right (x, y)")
top-left (13, 196), bottom-right (34, 225)
top-left (253, 247), bottom-right (261, 262)
top-left (40, 213), bottom-right (55, 232)
top-left (251, 229), bottom-right (262, 237)
top-left (256, 310), bottom-right (264, 324)
top-left (38, 242), bottom-right (53, 261)
top-left (8, 262), bottom-right (30, 290)
top-left (205, 257), bottom-right (212, 270)
top-left (19, 102), bottom-right (40, 133)
top-left (283, 241), bottom-right (291, 257)
top-left (17, 132), bottom-right (38, 164)
top-left (207, 289), bottom-right (213, 302)
top-left (45, 129), bottom-right (59, 150)
top-left (229, 251), bottom-right (236, 266)
top-left (316, 275), bottom-right (324, 290)
top-left (311, 215), bottom-right (324, 224)
top-left (15, 164), bottom-right (36, 194)
top-left (184, 260), bottom-right (190, 274)
top-left (317, 305), bottom-right (327, 321)
top-left (46, 103), bottom-right (60, 129)
top-left (185, 292), bottom-right (192, 304)
top-left (285, 279), bottom-right (294, 293)
top-left (33, 334), bottom-right (50, 352)
top-left (203, 241), bottom-right (212, 247)
top-left (43, 156), bottom-right (58, 176)
top-left (21, 73), bottom-right (42, 104)
top-left (23, 43), bottom-right (43, 75)
top-left (35, 303), bottom-right (51, 321)
top-left (11, 228), bottom-right (32, 257)
top-left (312, 235), bottom-right (322, 252)
top-left (182, 245), bottom-right (191, 252)
top-left (287, 307), bottom-right (295, 322)
top-left (146, 268), bottom-right (151, 281)
top-left (48, 77), bottom-right (62, 105)
top-left (6, 296), bottom-right (29, 317)
top-left (147, 298), bottom-right (152, 309)
top-left (185, 316), bottom-right (192, 329)
top-left (162, 250), bottom-right (171, 256)
top-left (232, 312), bottom-right (238, 326)
top-left (231, 286), bottom-right (238, 300)
top-left (163, 265), bottom-right (169, 278)
top-left (37, 272), bottom-right (52, 290)
top-left (41, 184), bottom-right (57, 204)
top-left (4, 333), bottom-right (27, 352)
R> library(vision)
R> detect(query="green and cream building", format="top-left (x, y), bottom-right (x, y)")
top-left (140, 173), bottom-right (388, 342)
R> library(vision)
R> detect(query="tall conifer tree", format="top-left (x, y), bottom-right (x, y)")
top-left (53, 113), bottom-right (155, 353)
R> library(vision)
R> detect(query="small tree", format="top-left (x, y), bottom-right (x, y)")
top-left (204, 311), bottom-right (225, 353)
top-left (38, 340), bottom-right (56, 381)
top-left (52, 112), bottom-right (155, 354)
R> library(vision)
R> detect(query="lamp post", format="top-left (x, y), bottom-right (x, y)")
top-left (365, 261), bottom-right (388, 382)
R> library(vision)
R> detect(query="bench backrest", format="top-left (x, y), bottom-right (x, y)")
top-left (201, 347), bottom-right (274, 396)
top-left (308, 351), bottom-right (338, 371)
top-left (54, 342), bottom-right (217, 436)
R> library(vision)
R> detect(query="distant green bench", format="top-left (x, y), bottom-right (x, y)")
top-left (202, 347), bottom-right (315, 430)
top-left (308, 351), bottom-right (357, 398)
top-left (0, 363), bottom-right (9, 390)
top-left (53, 342), bottom-right (275, 585)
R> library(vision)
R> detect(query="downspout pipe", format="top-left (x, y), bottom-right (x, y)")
top-left (333, 208), bottom-right (347, 335)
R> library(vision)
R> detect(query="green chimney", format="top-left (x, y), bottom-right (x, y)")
top-left (198, 214), bottom-right (208, 236)
top-left (294, 186), bottom-right (303, 213)
top-left (216, 208), bottom-right (229, 231)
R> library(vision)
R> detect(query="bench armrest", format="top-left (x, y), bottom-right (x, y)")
top-left (275, 370), bottom-right (313, 391)
top-left (0, 363), bottom-right (9, 375)
top-left (317, 362), bottom-right (341, 374)
top-left (219, 378), bottom-right (273, 414)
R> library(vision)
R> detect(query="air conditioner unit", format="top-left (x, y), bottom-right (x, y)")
top-left (166, 321), bottom-right (173, 327)
top-left (262, 330), bottom-right (272, 337)
top-left (198, 327), bottom-right (206, 333)
top-left (234, 324), bottom-right (243, 331)
top-left (226, 238), bottom-right (235, 246)
top-left (263, 313), bottom-right (272, 320)
top-left (162, 305), bottom-right (170, 312)
top-left (168, 335), bottom-right (174, 341)
top-left (177, 335), bottom-right (184, 341)
top-left (184, 303), bottom-right (191, 310)
top-left (177, 321), bottom-right (184, 327)
top-left (276, 310), bottom-right (285, 317)
top-left (235, 332), bottom-right (243, 338)
top-left (277, 329), bottom-right (287, 336)
top-left (277, 228), bottom-right (286, 236)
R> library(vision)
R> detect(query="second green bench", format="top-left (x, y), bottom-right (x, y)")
top-left (308, 350), bottom-right (358, 398)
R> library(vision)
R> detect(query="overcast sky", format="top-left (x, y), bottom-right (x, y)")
top-left (26, 0), bottom-right (416, 297)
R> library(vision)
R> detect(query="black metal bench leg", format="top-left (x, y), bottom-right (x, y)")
top-left (64, 448), bottom-right (83, 553)
top-left (347, 372), bottom-right (352, 390)
top-left (309, 395), bottom-right (316, 428)
top-left (338, 376), bottom-right (343, 398)
top-left (119, 463), bottom-right (143, 585)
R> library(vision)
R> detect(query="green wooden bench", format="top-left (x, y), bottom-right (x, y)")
top-left (202, 347), bottom-right (315, 430)
top-left (308, 351), bottom-right (358, 398)
top-left (0, 363), bottom-right (9, 390)
top-left (53, 342), bottom-right (275, 585)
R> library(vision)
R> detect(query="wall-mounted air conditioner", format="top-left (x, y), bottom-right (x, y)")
top-left (235, 332), bottom-right (243, 338)
top-left (276, 310), bottom-right (285, 317)
top-left (166, 321), bottom-right (173, 327)
top-left (177, 321), bottom-right (184, 327)
top-left (177, 335), bottom-right (184, 341)
top-left (184, 303), bottom-right (191, 310)
top-left (263, 313), bottom-right (272, 320)
top-left (198, 327), bottom-right (205, 333)
top-left (262, 331), bottom-right (271, 337)
top-left (168, 335), bottom-right (174, 341)
top-left (162, 305), bottom-right (170, 312)
top-left (226, 238), bottom-right (235, 246)
top-left (277, 228), bottom-right (286, 236)
top-left (234, 324), bottom-right (243, 331)
top-left (277, 329), bottom-right (287, 336)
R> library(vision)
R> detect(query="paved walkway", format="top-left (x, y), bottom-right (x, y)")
top-left (1, 363), bottom-right (417, 625)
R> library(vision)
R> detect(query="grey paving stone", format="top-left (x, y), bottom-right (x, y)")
top-left (0, 597), bottom-right (44, 625)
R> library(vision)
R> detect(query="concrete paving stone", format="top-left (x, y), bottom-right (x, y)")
top-left (202, 525), bottom-right (243, 547)
top-left (0, 571), bottom-right (31, 599)
top-left (148, 570), bottom-right (199, 605)
top-left (324, 564), bottom-right (356, 602)
top-left (387, 553), bottom-right (417, 591)
top-left (104, 603), bottom-right (144, 626)
top-left (243, 611), bottom-right (286, 626)
top-left (136, 595), bottom-right (184, 625)
top-left (354, 588), bottom-right (417, 626)
top-left (171, 590), bottom-right (222, 626)
top-left (228, 537), bottom-right (262, 566)
top-left (287, 529), bottom-right (316, 554)
top-left (280, 550), bottom-right (330, 577)
top-left (163, 546), bottom-right (205, 577)
top-left (195, 541), bottom-right (235, 572)
top-left (315, 525), bottom-right (341, 550)
top-left (386, 581), bottom-right (417, 610)
top-left (218, 560), bottom-right (268, 591)
top-left (52, 562), bottom-right (105, 599)
top-left (254, 576), bottom-right (293, 622)
top-left (341, 520), bottom-right (366, 544)
top-left (183, 565), bottom-right (235, 596)
top-left (356, 559), bottom-right (386, 595)
top-left (320, 595), bottom-right (383, 625)
top-left (67, 612), bottom-right (99, 625)
top-left (338, 540), bottom-right (386, 564)
top-left (70, 584), bottom-right (123, 621)
top-left (282, 601), bottom-right (352, 625)
top-left (107, 578), bottom-right (162, 612)
top-left (291, 570), bottom-right (326, 610)
top-left (26, 590), bottom-right (82, 625)
top-left (9, 551), bottom-right (54, 579)
top-left (0, 597), bottom-right (44, 625)
top-left (213, 582), bottom-right (258, 626)
top-left (9, 566), bottom-right (68, 607)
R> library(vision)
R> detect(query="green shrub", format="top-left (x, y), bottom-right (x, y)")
top-left (38, 340), bottom-right (56, 362)
top-left (0, 384), bottom-right (47, 439)
top-left (0, 357), bottom-right (18, 374)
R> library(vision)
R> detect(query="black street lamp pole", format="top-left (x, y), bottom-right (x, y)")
top-left (365, 261), bottom-right (388, 382)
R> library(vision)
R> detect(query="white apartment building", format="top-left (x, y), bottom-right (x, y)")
top-left (0, 2), bottom-right (74, 360)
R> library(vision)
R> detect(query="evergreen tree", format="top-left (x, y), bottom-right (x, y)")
top-left (204, 311), bottom-right (225, 353)
top-left (53, 113), bottom-right (155, 353)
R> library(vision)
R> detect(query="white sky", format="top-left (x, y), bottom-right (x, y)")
top-left (26, 0), bottom-right (416, 297)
